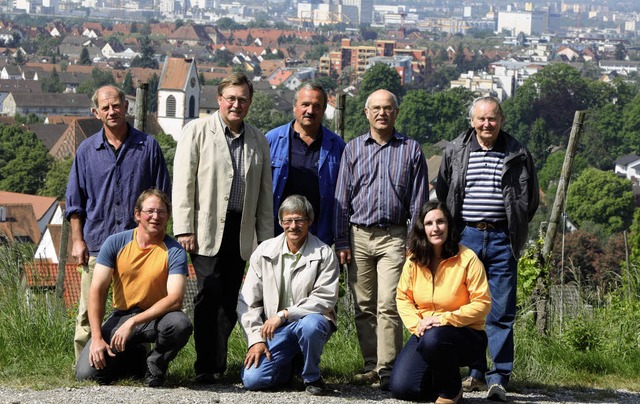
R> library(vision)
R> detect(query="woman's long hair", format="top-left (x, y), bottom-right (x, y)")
top-left (408, 200), bottom-right (459, 267)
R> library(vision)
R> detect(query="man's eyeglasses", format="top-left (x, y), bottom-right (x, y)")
top-left (367, 106), bottom-right (396, 114)
top-left (222, 96), bottom-right (250, 106)
top-left (281, 217), bottom-right (308, 226)
top-left (141, 209), bottom-right (168, 217)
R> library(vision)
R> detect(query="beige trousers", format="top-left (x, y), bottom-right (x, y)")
top-left (74, 256), bottom-right (96, 361)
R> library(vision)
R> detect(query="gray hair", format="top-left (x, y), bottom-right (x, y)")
top-left (91, 85), bottom-right (126, 110)
top-left (364, 89), bottom-right (399, 109)
top-left (468, 96), bottom-right (504, 123)
top-left (294, 82), bottom-right (328, 111)
top-left (278, 194), bottom-right (314, 223)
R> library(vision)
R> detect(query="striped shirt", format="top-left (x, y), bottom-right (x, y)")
top-left (334, 131), bottom-right (428, 250)
top-left (462, 135), bottom-right (507, 223)
top-left (220, 115), bottom-right (245, 213)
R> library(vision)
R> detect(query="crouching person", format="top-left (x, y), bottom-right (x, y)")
top-left (76, 189), bottom-right (193, 387)
top-left (238, 195), bottom-right (339, 396)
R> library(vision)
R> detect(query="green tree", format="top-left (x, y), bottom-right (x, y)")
top-left (146, 73), bottom-right (160, 112)
top-left (0, 126), bottom-right (53, 194)
top-left (130, 35), bottom-right (158, 69)
top-left (38, 157), bottom-right (73, 200)
top-left (529, 118), bottom-right (550, 171)
top-left (246, 92), bottom-right (292, 133)
top-left (305, 44), bottom-right (329, 61)
top-left (79, 47), bottom-right (92, 65)
top-left (154, 132), bottom-right (176, 177)
top-left (537, 150), bottom-right (588, 191)
top-left (77, 67), bottom-right (116, 96)
top-left (122, 71), bottom-right (135, 96)
top-left (314, 75), bottom-right (338, 92)
top-left (40, 67), bottom-right (65, 93)
top-left (566, 168), bottom-right (635, 235)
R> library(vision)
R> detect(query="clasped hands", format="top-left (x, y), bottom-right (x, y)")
top-left (416, 315), bottom-right (442, 337)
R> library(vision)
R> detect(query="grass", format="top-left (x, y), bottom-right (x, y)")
top-left (3, 243), bottom-right (640, 393)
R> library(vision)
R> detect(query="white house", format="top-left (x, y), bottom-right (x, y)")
top-left (157, 57), bottom-right (201, 141)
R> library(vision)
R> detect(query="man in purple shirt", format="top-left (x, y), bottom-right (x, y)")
top-left (66, 85), bottom-right (171, 361)
top-left (334, 89), bottom-right (428, 390)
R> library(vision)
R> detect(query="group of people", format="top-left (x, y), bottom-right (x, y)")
top-left (67, 74), bottom-right (538, 403)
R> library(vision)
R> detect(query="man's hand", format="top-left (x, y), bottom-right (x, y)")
top-left (417, 315), bottom-right (442, 337)
top-left (260, 315), bottom-right (283, 341)
top-left (109, 317), bottom-right (136, 354)
top-left (338, 248), bottom-right (352, 265)
top-left (89, 338), bottom-right (115, 370)
top-left (72, 239), bottom-right (89, 265)
top-left (177, 234), bottom-right (197, 253)
top-left (244, 342), bottom-right (270, 369)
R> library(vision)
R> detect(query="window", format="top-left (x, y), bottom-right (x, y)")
top-left (166, 95), bottom-right (176, 117)
top-left (189, 95), bottom-right (195, 118)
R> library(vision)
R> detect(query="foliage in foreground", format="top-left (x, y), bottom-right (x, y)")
top-left (2, 243), bottom-right (640, 391)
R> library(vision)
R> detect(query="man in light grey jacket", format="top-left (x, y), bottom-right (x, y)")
top-left (238, 195), bottom-right (339, 396)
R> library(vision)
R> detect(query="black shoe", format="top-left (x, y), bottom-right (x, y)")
top-left (195, 373), bottom-right (217, 384)
top-left (305, 378), bottom-right (327, 396)
top-left (379, 375), bottom-right (390, 391)
top-left (144, 369), bottom-right (165, 388)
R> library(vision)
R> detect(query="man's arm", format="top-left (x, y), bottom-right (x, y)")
top-left (409, 144), bottom-right (429, 227)
top-left (69, 213), bottom-right (89, 265)
top-left (109, 273), bottom-right (186, 353)
top-left (255, 134), bottom-right (275, 243)
top-left (333, 145), bottom-right (352, 264)
top-left (172, 123), bottom-right (198, 252)
top-left (87, 263), bottom-right (114, 369)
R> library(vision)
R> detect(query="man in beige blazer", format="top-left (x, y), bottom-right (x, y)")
top-left (173, 73), bottom-right (273, 384)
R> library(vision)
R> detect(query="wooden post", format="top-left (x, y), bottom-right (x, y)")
top-left (134, 83), bottom-right (148, 132)
top-left (334, 93), bottom-right (346, 139)
top-left (55, 214), bottom-right (70, 300)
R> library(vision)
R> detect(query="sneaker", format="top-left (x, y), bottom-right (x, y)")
top-left (194, 373), bottom-right (218, 384)
top-left (144, 369), bottom-right (165, 388)
top-left (462, 376), bottom-right (487, 392)
top-left (435, 387), bottom-right (463, 404)
top-left (379, 375), bottom-right (390, 391)
top-left (305, 378), bottom-right (327, 396)
top-left (352, 369), bottom-right (379, 384)
top-left (486, 384), bottom-right (507, 402)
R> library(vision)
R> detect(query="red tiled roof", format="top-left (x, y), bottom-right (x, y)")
top-left (0, 191), bottom-right (56, 221)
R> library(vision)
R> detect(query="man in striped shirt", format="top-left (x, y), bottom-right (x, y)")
top-left (334, 89), bottom-right (428, 391)
top-left (436, 96), bottom-right (539, 402)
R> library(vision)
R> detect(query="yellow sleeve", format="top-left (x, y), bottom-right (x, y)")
top-left (396, 258), bottom-right (422, 335)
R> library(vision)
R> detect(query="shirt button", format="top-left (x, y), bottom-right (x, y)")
top-left (229, 174), bottom-right (233, 178)
top-left (221, 218), bottom-right (225, 223)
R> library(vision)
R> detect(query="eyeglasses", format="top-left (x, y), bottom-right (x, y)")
top-left (367, 106), bottom-right (396, 114)
top-left (281, 217), bottom-right (308, 226)
top-left (141, 209), bottom-right (168, 217)
top-left (221, 96), bottom-right (250, 106)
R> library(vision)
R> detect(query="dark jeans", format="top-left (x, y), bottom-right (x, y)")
top-left (389, 326), bottom-right (487, 402)
top-left (75, 308), bottom-right (193, 384)
top-left (192, 211), bottom-right (245, 376)
top-left (461, 225), bottom-right (518, 386)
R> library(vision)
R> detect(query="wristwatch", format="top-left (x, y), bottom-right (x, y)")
top-left (277, 310), bottom-right (287, 323)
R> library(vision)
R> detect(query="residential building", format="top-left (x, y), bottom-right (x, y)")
top-left (2, 93), bottom-right (91, 117)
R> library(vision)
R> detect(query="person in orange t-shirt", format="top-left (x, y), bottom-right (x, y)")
top-left (389, 200), bottom-right (491, 404)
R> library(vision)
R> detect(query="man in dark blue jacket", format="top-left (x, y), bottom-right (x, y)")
top-left (266, 83), bottom-right (345, 246)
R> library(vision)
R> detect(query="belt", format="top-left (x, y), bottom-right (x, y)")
top-left (353, 223), bottom-right (399, 231)
top-left (466, 221), bottom-right (507, 231)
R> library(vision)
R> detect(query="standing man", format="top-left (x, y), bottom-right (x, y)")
top-left (334, 89), bottom-right (428, 390)
top-left (238, 195), bottom-right (339, 396)
top-left (172, 73), bottom-right (273, 384)
top-left (436, 96), bottom-right (539, 402)
top-left (76, 189), bottom-right (192, 387)
top-left (266, 83), bottom-right (345, 246)
top-left (66, 85), bottom-right (171, 361)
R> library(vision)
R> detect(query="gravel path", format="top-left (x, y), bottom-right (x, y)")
top-left (1, 383), bottom-right (639, 403)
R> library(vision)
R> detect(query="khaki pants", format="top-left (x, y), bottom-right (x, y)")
top-left (74, 256), bottom-right (96, 361)
top-left (348, 224), bottom-right (406, 378)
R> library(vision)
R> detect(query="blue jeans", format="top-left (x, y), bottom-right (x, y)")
top-left (389, 327), bottom-right (487, 401)
top-left (242, 314), bottom-right (334, 390)
top-left (460, 225), bottom-right (517, 387)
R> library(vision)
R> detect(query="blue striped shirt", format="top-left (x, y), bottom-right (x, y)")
top-left (333, 131), bottom-right (428, 250)
top-left (462, 135), bottom-right (507, 222)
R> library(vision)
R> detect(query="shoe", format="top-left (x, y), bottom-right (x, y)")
top-left (144, 369), bottom-right (165, 388)
top-left (462, 376), bottom-right (487, 392)
top-left (379, 375), bottom-right (390, 391)
top-left (305, 378), bottom-right (327, 396)
top-left (352, 369), bottom-right (378, 384)
top-left (194, 373), bottom-right (217, 384)
top-left (486, 384), bottom-right (507, 402)
top-left (435, 387), bottom-right (463, 404)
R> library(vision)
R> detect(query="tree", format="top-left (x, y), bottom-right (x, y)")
top-left (154, 132), bottom-right (176, 177)
top-left (0, 126), bottom-right (52, 194)
top-left (130, 35), bottom-right (158, 69)
top-left (146, 73), bottom-right (160, 112)
top-left (40, 67), bottom-right (65, 93)
top-left (537, 150), bottom-right (588, 191)
top-left (314, 75), bottom-right (338, 92)
top-left (566, 168), bottom-right (636, 235)
top-left (79, 47), bottom-right (92, 65)
top-left (77, 67), bottom-right (116, 96)
top-left (38, 157), bottom-right (73, 200)
top-left (122, 71), bottom-right (135, 96)
top-left (305, 44), bottom-right (329, 61)
top-left (245, 92), bottom-right (292, 133)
